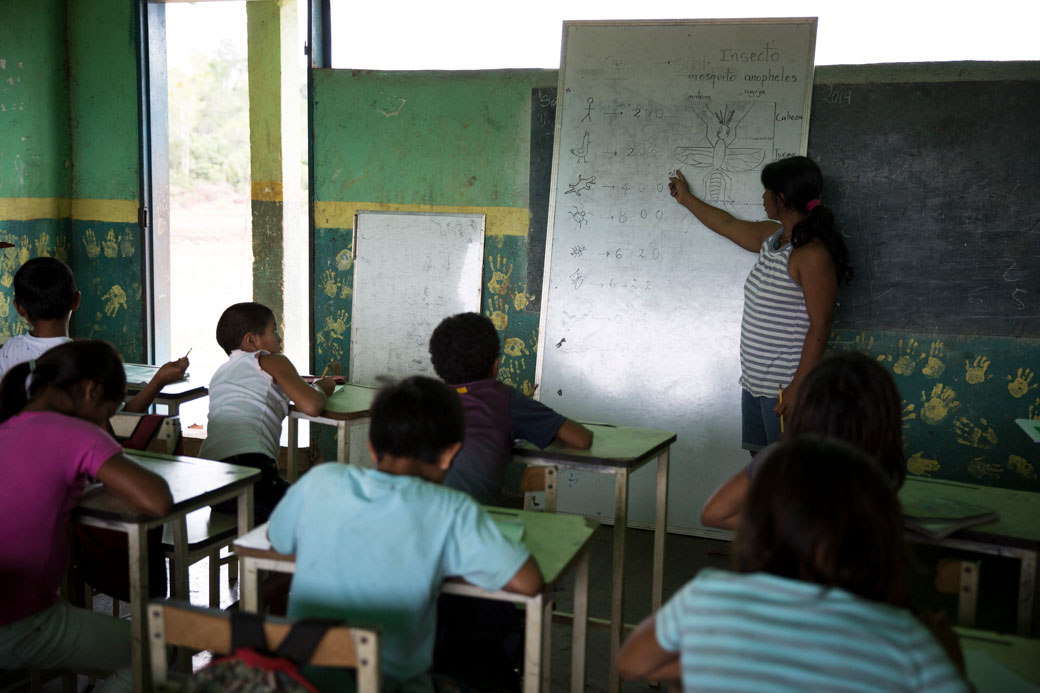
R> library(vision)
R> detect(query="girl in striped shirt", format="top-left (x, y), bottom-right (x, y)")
top-left (668, 157), bottom-right (853, 454)
top-left (618, 435), bottom-right (967, 692)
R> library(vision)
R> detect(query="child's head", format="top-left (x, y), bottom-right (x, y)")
top-left (736, 435), bottom-right (907, 606)
top-left (215, 302), bottom-right (279, 355)
top-left (367, 376), bottom-right (464, 479)
top-left (787, 351), bottom-right (906, 488)
top-left (13, 257), bottom-right (80, 323)
top-left (428, 312), bottom-right (500, 384)
top-left (0, 340), bottom-right (127, 425)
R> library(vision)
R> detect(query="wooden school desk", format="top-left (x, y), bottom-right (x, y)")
top-left (233, 509), bottom-right (598, 693)
top-left (74, 450), bottom-right (258, 692)
top-left (285, 383), bottom-right (378, 481)
top-left (901, 476), bottom-right (1040, 636)
top-left (123, 363), bottom-right (209, 416)
top-left (512, 423), bottom-right (675, 693)
top-left (957, 627), bottom-right (1040, 691)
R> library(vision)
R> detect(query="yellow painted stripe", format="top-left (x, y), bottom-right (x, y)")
top-left (314, 201), bottom-right (529, 237)
top-left (0, 197), bottom-right (137, 223)
top-left (251, 181), bottom-right (284, 202)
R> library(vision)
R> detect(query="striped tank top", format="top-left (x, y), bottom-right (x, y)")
top-left (739, 229), bottom-right (809, 397)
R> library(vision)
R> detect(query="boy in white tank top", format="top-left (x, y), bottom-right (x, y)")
top-left (200, 302), bottom-right (335, 520)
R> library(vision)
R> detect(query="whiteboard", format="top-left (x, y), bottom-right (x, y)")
top-left (537, 19), bottom-right (817, 534)
top-left (350, 211), bottom-right (485, 385)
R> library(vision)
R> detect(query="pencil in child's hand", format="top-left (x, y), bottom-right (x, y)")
top-left (183, 347), bottom-right (192, 359)
top-left (320, 364), bottom-right (329, 379)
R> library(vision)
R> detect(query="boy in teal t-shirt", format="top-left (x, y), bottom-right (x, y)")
top-left (267, 376), bottom-right (543, 691)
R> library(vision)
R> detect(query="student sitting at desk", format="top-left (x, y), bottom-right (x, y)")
top-left (267, 376), bottom-right (543, 692)
top-left (428, 312), bottom-right (592, 506)
top-left (0, 341), bottom-right (173, 692)
top-left (200, 302), bottom-right (335, 522)
top-left (617, 435), bottom-right (967, 692)
top-left (701, 351), bottom-right (906, 530)
top-left (0, 257), bottom-right (188, 412)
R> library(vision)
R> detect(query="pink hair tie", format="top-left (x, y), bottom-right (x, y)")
top-left (805, 199), bottom-right (822, 212)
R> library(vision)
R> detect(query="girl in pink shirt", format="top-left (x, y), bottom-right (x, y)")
top-left (0, 341), bottom-right (172, 692)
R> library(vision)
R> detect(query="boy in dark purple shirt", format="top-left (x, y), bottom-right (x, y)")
top-left (429, 312), bottom-right (592, 505)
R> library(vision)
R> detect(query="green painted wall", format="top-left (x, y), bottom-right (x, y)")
top-left (0, 0), bottom-right (71, 199)
top-left (0, 0), bottom-right (144, 360)
top-left (66, 0), bottom-right (144, 359)
top-left (312, 69), bottom-right (553, 397)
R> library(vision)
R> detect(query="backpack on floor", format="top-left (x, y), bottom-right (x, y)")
top-left (184, 611), bottom-right (342, 692)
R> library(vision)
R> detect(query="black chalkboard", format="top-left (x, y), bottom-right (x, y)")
top-left (807, 74), bottom-right (1040, 337)
top-left (525, 86), bottom-right (557, 313)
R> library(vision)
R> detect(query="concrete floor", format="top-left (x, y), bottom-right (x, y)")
top-left (21, 522), bottom-right (1030, 692)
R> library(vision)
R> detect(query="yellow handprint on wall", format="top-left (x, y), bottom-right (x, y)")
top-left (513, 289), bottom-right (534, 312)
top-left (34, 233), bottom-right (50, 257)
top-left (520, 380), bottom-right (536, 397)
top-left (1008, 455), bottom-right (1038, 480)
top-left (503, 337), bottom-right (529, 357)
top-left (101, 285), bottom-right (127, 317)
top-left (852, 333), bottom-right (875, 355)
top-left (901, 402), bottom-right (916, 429)
top-left (17, 244), bottom-right (29, 265)
top-left (920, 384), bottom-right (959, 425)
top-left (119, 229), bottom-right (135, 257)
top-left (321, 270), bottom-right (339, 299)
top-left (101, 229), bottom-right (118, 259)
top-left (499, 356), bottom-right (527, 387)
top-left (921, 341), bottom-right (945, 378)
top-left (907, 451), bottom-right (940, 476)
top-left (892, 338), bottom-right (926, 376)
top-left (0, 292), bottom-right (9, 320)
top-left (486, 295), bottom-right (508, 331)
top-left (952, 416), bottom-right (997, 449)
top-left (83, 228), bottom-right (101, 259)
top-left (486, 255), bottom-right (513, 296)
top-left (335, 249), bottom-right (353, 272)
top-left (325, 310), bottom-right (350, 338)
top-left (1007, 367), bottom-right (1037, 399)
top-left (964, 356), bottom-right (991, 384)
top-left (966, 458), bottom-right (1002, 480)
top-left (1028, 397), bottom-right (1040, 420)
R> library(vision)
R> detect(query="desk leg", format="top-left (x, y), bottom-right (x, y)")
top-left (287, 415), bottom-right (298, 482)
top-left (1017, 550), bottom-right (1036, 636)
top-left (337, 421), bottom-right (349, 463)
top-left (609, 469), bottom-right (629, 693)
top-left (128, 524), bottom-right (150, 693)
top-left (241, 557), bottom-right (260, 613)
top-left (172, 518), bottom-right (188, 599)
top-left (238, 486), bottom-right (255, 534)
top-left (571, 551), bottom-right (589, 693)
top-left (523, 595), bottom-right (543, 693)
top-left (652, 448), bottom-right (669, 613)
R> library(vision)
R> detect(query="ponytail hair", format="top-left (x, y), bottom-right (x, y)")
top-left (0, 340), bottom-right (127, 424)
top-left (761, 156), bottom-right (853, 285)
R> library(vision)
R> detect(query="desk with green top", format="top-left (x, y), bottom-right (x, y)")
top-left (123, 363), bottom-right (209, 416)
top-left (232, 509), bottom-right (598, 693)
top-left (901, 476), bottom-right (1040, 635)
top-left (957, 627), bottom-right (1040, 691)
top-left (286, 383), bottom-right (378, 481)
top-left (513, 423), bottom-right (675, 693)
top-left (74, 450), bottom-right (258, 692)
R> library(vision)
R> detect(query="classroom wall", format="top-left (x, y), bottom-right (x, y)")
top-left (311, 69), bottom-right (555, 393)
top-left (311, 62), bottom-right (1039, 493)
top-left (0, 0), bottom-right (145, 360)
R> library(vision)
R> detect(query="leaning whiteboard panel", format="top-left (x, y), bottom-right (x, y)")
top-left (350, 211), bottom-right (485, 386)
top-left (537, 19), bottom-right (816, 534)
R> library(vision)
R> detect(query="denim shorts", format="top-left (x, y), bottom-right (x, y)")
top-left (741, 388), bottom-right (782, 451)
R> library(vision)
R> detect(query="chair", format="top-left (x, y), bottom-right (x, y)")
top-left (162, 508), bottom-right (240, 607)
top-left (934, 558), bottom-right (981, 626)
top-left (520, 465), bottom-right (558, 511)
top-left (108, 412), bottom-right (182, 455)
top-left (148, 600), bottom-right (381, 692)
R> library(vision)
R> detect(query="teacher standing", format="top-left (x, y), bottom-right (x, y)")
top-left (668, 156), bottom-right (852, 454)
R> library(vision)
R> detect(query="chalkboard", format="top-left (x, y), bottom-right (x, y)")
top-left (350, 211), bottom-right (485, 385)
top-left (524, 86), bottom-right (557, 313)
top-left (537, 19), bottom-right (817, 533)
top-left (807, 65), bottom-right (1040, 337)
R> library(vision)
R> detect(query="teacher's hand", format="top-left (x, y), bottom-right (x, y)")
top-left (667, 169), bottom-right (690, 202)
top-left (774, 383), bottom-right (796, 419)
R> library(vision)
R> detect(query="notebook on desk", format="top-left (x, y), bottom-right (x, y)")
top-left (124, 364), bottom-right (188, 387)
top-left (902, 496), bottom-right (999, 540)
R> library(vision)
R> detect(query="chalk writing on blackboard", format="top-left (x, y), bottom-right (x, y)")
top-left (565, 175), bottom-right (597, 196)
top-left (674, 100), bottom-right (768, 204)
top-left (571, 132), bottom-right (590, 163)
top-left (568, 206), bottom-right (589, 228)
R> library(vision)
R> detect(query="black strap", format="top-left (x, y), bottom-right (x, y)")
top-left (229, 612), bottom-right (341, 667)
top-left (273, 618), bottom-right (342, 666)
top-left (230, 611), bottom-right (269, 652)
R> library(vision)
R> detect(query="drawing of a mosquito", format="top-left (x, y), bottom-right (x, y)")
top-left (673, 101), bottom-right (764, 204)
